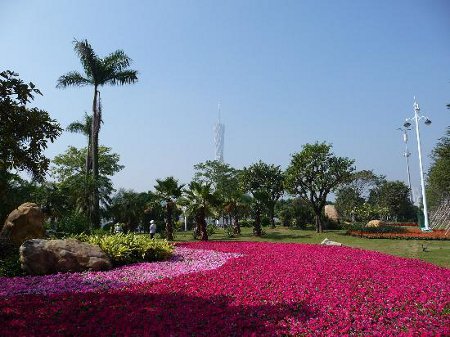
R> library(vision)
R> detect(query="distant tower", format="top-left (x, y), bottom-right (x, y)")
top-left (214, 102), bottom-right (225, 162)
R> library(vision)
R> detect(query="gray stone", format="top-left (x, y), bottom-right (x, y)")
top-left (20, 239), bottom-right (112, 275)
top-left (320, 238), bottom-right (343, 246)
top-left (0, 202), bottom-right (46, 245)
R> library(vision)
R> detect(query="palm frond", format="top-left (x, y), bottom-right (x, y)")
top-left (66, 113), bottom-right (92, 136)
top-left (103, 50), bottom-right (132, 72)
top-left (106, 70), bottom-right (138, 86)
top-left (73, 39), bottom-right (100, 84)
top-left (56, 71), bottom-right (91, 88)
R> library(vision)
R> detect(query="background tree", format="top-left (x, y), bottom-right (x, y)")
top-left (109, 189), bottom-right (152, 232)
top-left (285, 142), bottom-right (354, 233)
top-left (241, 161), bottom-right (284, 234)
top-left (368, 180), bottom-right (416, 221)
top-left (0, 70), bottom-right (62, 223)
top-left (335, 170), bottom-right (384, 221)
top-left (275, 198), bottom-right (315, 228)
top-left (154, 177), bottom-right (184, 241)
top-left (426, 126), bottom-right (450, 210)
top-left (194, 160), bottom-right (240, 225)
top-left (180, 181), bottom-right (218, 241)
top-left (57, 39), bottom-right (138, 228)
top-left (51, 146), bottom-right (124, 226)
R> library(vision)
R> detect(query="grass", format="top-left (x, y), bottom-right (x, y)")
top-left (172, 226), bottom-right (450, 269)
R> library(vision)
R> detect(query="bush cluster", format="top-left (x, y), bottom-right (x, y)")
top-left (344, 223), bottom-right (407, 234)
top-left (74, 233), bottom-right (174, 266)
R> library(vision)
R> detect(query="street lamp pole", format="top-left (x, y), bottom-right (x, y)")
top-left (397, 127), bottom-right (413, 203)
top-left (181, 206), bottom-right (187, 231)
top-left (403, 98), bottom-right (432, 231)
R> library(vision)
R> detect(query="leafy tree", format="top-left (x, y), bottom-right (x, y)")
top-left (368, 180), bottom-right (416, 221)
top-left (335, 170), bottom-right (385, 221)
top-left (0, 70), bottom-right (62, 222)
top-left (154, 177), bottom-right (184, 241)
top-left (241, 161), bottom-right (284, 234)
top-left (194, 160), bottom-right (241, 225)
top-left (180, 181), bottom-right (218, 241)
top-left (275, 198), bottom-right (315, 228)
top-left (109, 189), bottom-right (152, 232)
top-left (51, 146), bottom-right (124, 224)
top-left (223, 193), bottom-right (252, 234)
top-left (426, 126), bottom-right (450, 210)
top-left (57, 39), bottom-right (138, 228)
top-left (285, 142), bottom-right (354, 233)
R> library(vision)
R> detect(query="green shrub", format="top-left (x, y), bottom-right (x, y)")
top-left (58, 212), bottom-right (90, 235)
top-left (239, 219), bottom-right (252, 227)
top-left (206, 223), bottom-right (217, 236)
top-left (74, 233), bottom-right (174, 266)
top-left (0, 239), bottom-right (23, 277)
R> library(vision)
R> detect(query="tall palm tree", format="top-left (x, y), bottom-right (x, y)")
top-left (57, 39), bottom-right (138, 228)
top-left (181, 181), bottom-right (219, 241)
top-left (154, 177), bottom-right (184, 241)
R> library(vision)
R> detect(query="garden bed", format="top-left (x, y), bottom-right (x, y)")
top-left (348, 227), bottom-right (449, 240)
top-left (1, 242), bottom-right (449, 336)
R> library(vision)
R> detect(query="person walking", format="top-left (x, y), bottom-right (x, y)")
top-left (149, 220), bottom-right (156, 239)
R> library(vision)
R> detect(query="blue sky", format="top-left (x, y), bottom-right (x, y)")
top-left (1, 0), bottom-right (449, 198)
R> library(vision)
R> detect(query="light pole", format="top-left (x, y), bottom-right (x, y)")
top-left (397, 127), bottom-right (413, 203)
top-left (181, 206), bottom-right (187, 231)
top-left (403, 97), bottom-right (432, 231)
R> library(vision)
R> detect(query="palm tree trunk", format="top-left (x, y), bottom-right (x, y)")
top-left (90, 87), bottom-right (101, 229)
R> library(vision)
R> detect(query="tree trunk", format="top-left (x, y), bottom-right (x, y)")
top-left (233, 215), bottom-right (240, 235)
top-left (254, 209), bottom-right (262, 236)
top-left (166, 202), bottom-right (174, 241)
top-left (90, 88), bottom-right (100, 229)
top-left (197, 211), bottom-right (208, 241)
top-left (270, 208), bottom-right (276, 229)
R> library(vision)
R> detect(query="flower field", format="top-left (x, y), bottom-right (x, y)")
top-left (1, 242), bottom-right (449, 336)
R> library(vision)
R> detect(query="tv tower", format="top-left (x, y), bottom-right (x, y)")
top-left (214, 102), bottom-right (225, 162)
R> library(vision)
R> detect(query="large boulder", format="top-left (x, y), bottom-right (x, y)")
top-left (20, 239), bottom-right (112, 275)
top-left (0, 203), bottom-right (46, 245)
top-left (366, 220), bottom-right (385, 228)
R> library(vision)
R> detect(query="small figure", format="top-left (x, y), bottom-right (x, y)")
top-left (114, 222), bottom-right (122, 233)
top-left (149, 220), bottom-right (156, 239)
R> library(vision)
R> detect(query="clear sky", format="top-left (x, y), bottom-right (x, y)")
top-left (1, 0), bottom-right (449, 199)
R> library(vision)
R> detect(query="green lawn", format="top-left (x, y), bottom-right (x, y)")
top-left (173, 226), bottom-right (450, 269)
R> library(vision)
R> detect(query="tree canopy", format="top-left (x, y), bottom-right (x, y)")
top-left (427, 126), bottom-right (450, 210)
top-left (0, 70), bottom-right (62, 222)
top-left (285, 142), bottom-right (354, 232)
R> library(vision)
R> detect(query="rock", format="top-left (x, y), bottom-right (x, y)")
top-left (324, 205), bottom-right (340, 221)
top-left (321, 238), bottom-right (343, 246)
top-left (0, 202), bottom-right (46, 245)
top-left (20, 239), bottom-right (112, 275)
top-left (366, 220), bottom-right (385, 228)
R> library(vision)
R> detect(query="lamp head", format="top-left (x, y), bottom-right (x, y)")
top-left (403, 121), bottom-right (411, 128)
top-left (424, 118), bottom-right (432, 125)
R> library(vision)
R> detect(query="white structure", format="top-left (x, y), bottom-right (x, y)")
top-left (403, 97), bottom-right (432, 231)
top-left (397, 127), bottom-right (413, 202)
top-left (214, 102), bottom-right (225, 162)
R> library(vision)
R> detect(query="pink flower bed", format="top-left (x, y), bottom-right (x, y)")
top-left (1, 242), bottom-right (449, 337)
top-left (0, 247), bottom-right (241, 297)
